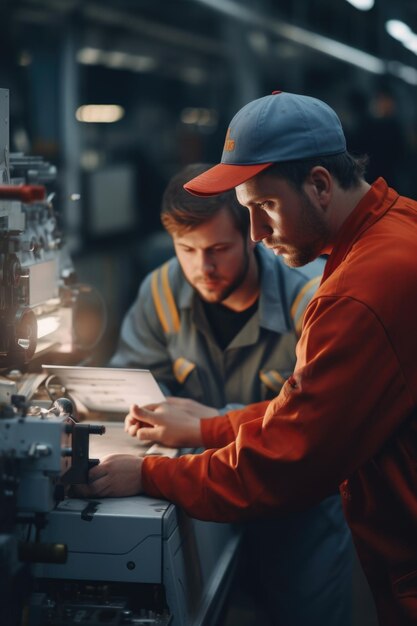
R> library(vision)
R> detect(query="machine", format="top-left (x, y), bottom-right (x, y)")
top-left (0, 88), bottom-right (240, 626)
top-left (0, 85), bottom-right (109, 625)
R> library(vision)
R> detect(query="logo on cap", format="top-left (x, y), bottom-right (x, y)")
top-left (223, 128), bottom-right (235, 152)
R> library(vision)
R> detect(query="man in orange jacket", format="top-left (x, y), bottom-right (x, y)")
top-left (79, 91), bottom-right (417, 626)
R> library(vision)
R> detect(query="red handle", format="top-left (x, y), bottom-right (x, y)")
top-left (0, 185), bottom-right (46, 202)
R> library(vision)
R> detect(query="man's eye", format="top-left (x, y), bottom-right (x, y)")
top-left (260, 201), bottom-right (271, 210)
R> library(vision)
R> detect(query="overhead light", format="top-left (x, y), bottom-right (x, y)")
top-left (75, 105), bottom-right (125, 123)
top-left (181, 109), bottom-right (200, 124)
top-left (345, 0), bottom-right (374, 10)
top-left (76, 47), bottom-right (102, 65)
top-left (194, 0), bottom-right (384, 73)
top-left (76, 47), bottom-right (157, 73)
top-left (105, 51), bottom-right (130, 68)
top-left (282, 27), bottom-right (384, 73)
top-left (386, 20), bottom-right (417, 57)
top-left (102, 51), bottom-right (157, 72)
top-left (122, 55), bottom-right (157, 72)
top-left (385, 20), bottom-right (412, 43)
top-left (181, 108), bottom-right (218, 126)
top-left (194, 0), bottom-right (417, 87)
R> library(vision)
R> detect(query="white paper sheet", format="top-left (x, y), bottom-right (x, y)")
top-left (41, 365), bottom-right (165, 413)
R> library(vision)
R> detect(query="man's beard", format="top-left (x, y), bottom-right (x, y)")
top-left (275, 192), bottom-right (329, 268)
top-left (194, 246), bottom-right (251, 304)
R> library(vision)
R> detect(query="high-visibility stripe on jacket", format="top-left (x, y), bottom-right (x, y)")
top-left (151, 261), bottom-right (181, 334)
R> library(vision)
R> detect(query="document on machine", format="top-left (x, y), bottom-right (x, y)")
top-left (41, 365), bottom-right (165, 413)
top-left (42, 365), bottom-right (177, 459)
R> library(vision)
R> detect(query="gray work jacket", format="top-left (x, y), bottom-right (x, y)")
top-left (110, 246), bottom-right (325, 409)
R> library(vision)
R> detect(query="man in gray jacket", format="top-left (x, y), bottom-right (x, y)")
top-left (110, 163), bottom-right (353, 626)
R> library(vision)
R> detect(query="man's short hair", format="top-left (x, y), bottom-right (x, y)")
top-left (263, 152), bottom-right (368, 190)
top-left (161, 163), bottom-right (249, 237)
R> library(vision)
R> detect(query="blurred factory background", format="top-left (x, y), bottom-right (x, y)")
top-left (2, 0), bottom-right (417, 364)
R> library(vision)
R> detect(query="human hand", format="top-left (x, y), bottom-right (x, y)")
top-left (73, 454), bottom-right (143, 498)
top-left (124, 396), bottom-right (217, 447)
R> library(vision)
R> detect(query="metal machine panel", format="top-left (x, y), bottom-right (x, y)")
top-left (0, 90), bottom-right (241, 623)
top-left (35, 496), bottom-right (173, 584)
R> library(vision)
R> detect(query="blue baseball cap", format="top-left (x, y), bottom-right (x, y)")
top-left (184, 91), bottom-right (346, 196)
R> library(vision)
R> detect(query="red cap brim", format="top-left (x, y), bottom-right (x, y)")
top-left (183, 162), bottom-right (273, 197)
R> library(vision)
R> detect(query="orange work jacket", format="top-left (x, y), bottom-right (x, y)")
top-left (142, 178), bottom-right (417, 625)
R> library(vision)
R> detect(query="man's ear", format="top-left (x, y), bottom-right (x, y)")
top-left (307, 166), bottom-right (332, 205)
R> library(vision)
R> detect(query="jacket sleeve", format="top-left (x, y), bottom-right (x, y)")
top-left (109, 273), bottom-right (177, 395)
top-left (201, 400), bottom-right (271, 448)
top-left (141, 295), bottom-right (413, 522)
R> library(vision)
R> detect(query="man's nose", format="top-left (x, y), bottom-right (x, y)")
top-left (250, 210), bottom-right (272, 242)
top-left (198, 251), bottom-right (215, 273)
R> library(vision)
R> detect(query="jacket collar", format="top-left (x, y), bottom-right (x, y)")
top-left (322, 178), bottom-right (399, 283)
